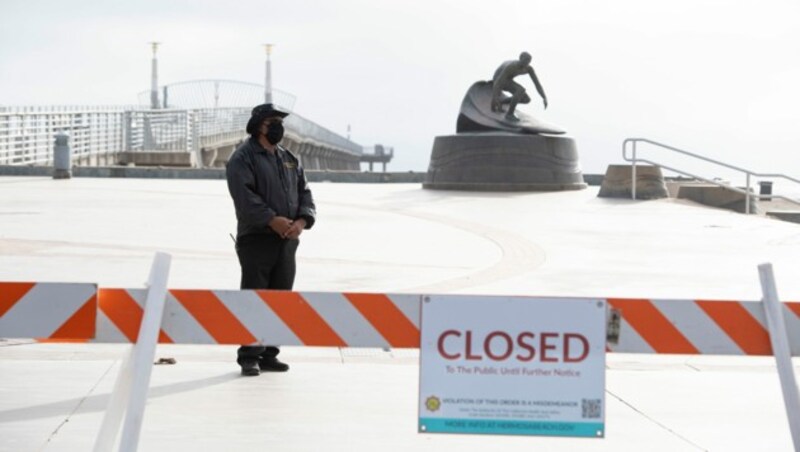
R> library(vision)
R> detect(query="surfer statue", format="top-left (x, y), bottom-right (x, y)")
top-left (456, 50), bottom-right (563, 134)
top-left (426, 50), bottom-right (584, 191)
top-left (490, 51), bottom-right (548, 121)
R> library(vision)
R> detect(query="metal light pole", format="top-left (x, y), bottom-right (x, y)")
top-left (149, 42), bottom-right (160, 110)
top-left (263, 43), bottom-right (273, 103)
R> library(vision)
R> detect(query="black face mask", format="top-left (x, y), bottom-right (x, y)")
top-left (265, 122), bottom-right (284, 145)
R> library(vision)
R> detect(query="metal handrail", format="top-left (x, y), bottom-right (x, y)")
top-left (0, 106), bottom-right (364, 166)
top-left (623, 138), bottom-right (800, 214)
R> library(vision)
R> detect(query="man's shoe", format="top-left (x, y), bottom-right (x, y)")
top-left (240, 360), bottom-right (260, 376)
top-left (259, 357), bottom-right (289, 372)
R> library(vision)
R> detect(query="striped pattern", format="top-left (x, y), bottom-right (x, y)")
top-left (95, 289), bottom-right (421, 348)
top-left (609, 298), bottom-right (799, 355)
top-left (94, 291), bottom-right (800, 356)
top-left (5, 284), bottom-right (800, 356)
top-left (0, 282), bottom-right (97, 339)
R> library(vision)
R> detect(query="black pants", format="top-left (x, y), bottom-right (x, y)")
top-left (236, 234), bottom-right (299, 364)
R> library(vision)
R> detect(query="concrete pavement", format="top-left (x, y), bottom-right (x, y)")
top-left (1, 176), bottom-right (799, 451)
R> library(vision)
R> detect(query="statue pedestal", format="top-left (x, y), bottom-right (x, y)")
top-left (423, 132), bottom-right (586, 191)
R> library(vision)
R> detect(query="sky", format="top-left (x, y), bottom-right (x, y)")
top-left (1, 0), bottom-right (799, 181)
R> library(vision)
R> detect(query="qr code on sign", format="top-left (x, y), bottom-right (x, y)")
top-left (582, 399), bottom-right (602, 419)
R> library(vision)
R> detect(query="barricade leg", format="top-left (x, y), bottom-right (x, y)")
top-left (93, 347), bottom-right (134, 452)
top-left (758, 263), bottom-right (800, 451)
top-left (93, 252), bottom-right (172, 452)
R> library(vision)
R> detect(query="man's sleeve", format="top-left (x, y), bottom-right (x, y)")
top-left (296, 165), bottom-right (316, 229)
top-left (226, 154), bottom-right (275, 230)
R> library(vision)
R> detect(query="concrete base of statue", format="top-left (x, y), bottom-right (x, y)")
top-left (423, 132), bottom-right (586, 191)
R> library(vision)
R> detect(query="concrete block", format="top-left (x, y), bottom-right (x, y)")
top-left (598, 164), bottom-right (668, 199)
top-left (677, 184), bottom-right (758, 214)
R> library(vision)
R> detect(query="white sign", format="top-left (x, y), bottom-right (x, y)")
top-left (418, 295), bottom-right (606, 438)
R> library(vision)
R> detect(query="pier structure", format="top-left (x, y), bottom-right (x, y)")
top-left (0, 44), bottom-right (393, 171)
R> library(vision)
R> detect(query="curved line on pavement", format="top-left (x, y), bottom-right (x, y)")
top-left (325, 200), bottom-right (547, 293)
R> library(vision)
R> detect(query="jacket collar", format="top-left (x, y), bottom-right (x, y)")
top-left (248, 136), bottom-right (284, 155)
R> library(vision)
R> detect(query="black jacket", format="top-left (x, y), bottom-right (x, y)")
top-left (226, 137), bottom-right (316, 239)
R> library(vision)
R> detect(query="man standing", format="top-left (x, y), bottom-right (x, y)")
top-left (226, 103), bottom-right (316, 376)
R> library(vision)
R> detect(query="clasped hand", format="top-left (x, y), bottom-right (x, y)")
top-left (269, 216), bottom-right (306, 239)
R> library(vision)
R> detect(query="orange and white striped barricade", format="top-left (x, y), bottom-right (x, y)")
top-left (0, 282), bottom-right (97, 340)
top-left (5, 256), bottom-right (799, 450)
top-left (96, 289), bottom-right (421, 347)
top-left (92, 287), bottom-right (800, 357)
top-left (607, 297), bottom-right (792, 355)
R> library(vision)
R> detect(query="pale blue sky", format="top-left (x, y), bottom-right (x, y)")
top-left (1, 0), bottom-right (799, 180)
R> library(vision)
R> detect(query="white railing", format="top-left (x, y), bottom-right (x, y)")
top-left (125, 109), bottom-right (194, 152)
top-left (623, 138), bottom-right (800, 214)
top-left (0, 106), bottom-right (364, 166)
top-left (0, 107), bottom-right (128, 165)
top-left (285, 112), bottom-right (363, 156)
